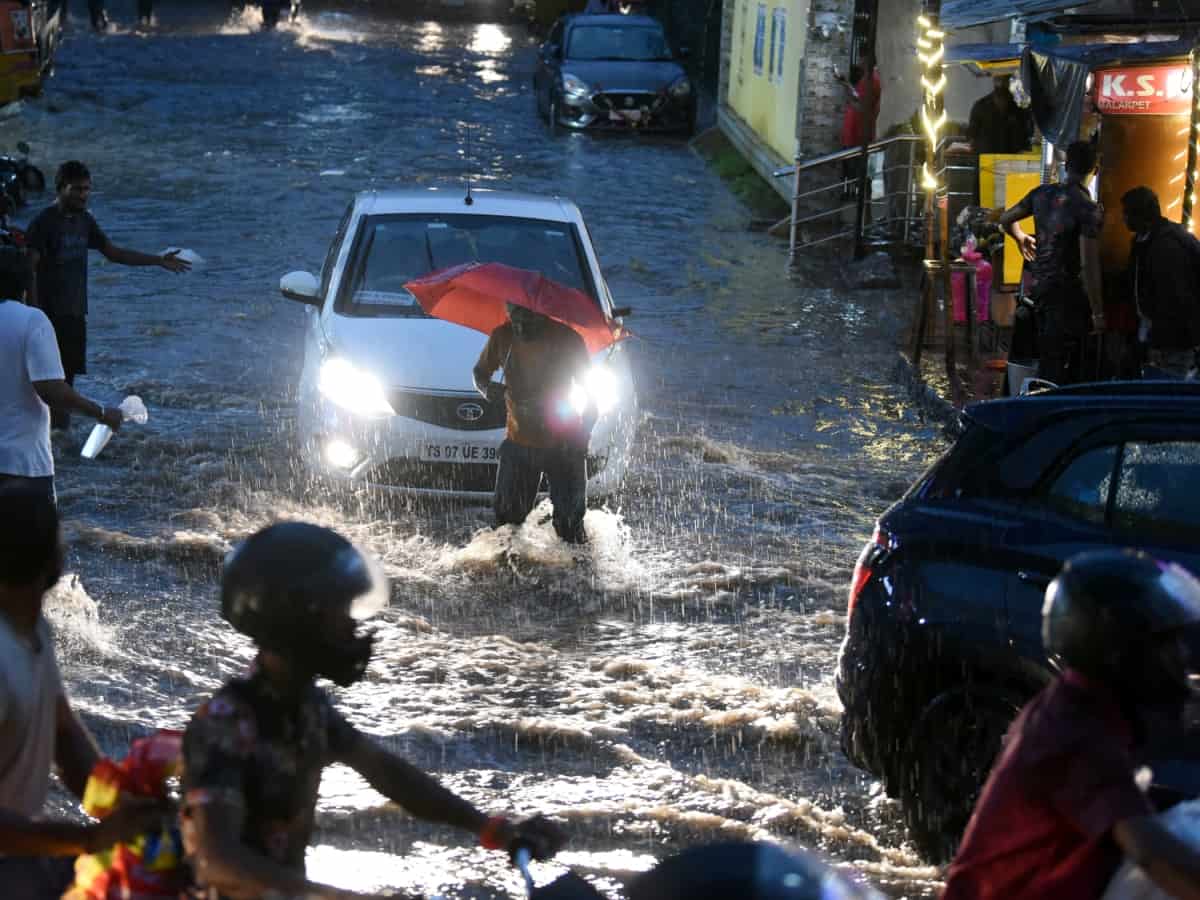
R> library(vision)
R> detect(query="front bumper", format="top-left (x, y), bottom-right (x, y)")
top-left (557, 88), bottom-right (694, 133)
top-left (300, 394), bottom-right (631, 499)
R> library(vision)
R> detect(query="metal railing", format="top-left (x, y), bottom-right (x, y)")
top-left (773, 135), bottom-right (975, 264)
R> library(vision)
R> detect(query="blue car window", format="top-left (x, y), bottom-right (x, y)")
top-left (1114, 441), bottom-right (1200, 543)
top-left (1044, 444), bottom-right (1118, 525)
top-left (567, 24), bottom-right (670, 61)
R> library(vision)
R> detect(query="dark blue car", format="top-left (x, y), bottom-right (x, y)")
top-left (836, 382), bottom-right (1200, 861)
top-left (533, 14), bottom-right (697, 135)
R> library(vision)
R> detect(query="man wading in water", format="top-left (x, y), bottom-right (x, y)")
top-left (26, 161), bottom-right (191, 431)
top-left (473, 303), bottom-right (595, 545)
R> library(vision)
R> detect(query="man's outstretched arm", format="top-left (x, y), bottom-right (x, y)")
top-left (99, 240), bottom-right (191, 273)
top-left (341, 730), bottom-right (563, 858)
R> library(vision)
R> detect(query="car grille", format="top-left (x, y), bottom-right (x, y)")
top-left (388, 388), bottom-right (507, 432)
top-left (594, 91), bottom-right (659, 112)
top-left (367, 459), bottom-right (499, 493)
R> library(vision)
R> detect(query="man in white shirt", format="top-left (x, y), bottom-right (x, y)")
top-left (0, 247), bottom-right (122, 500)
top-left (0, 482), bottom-right (166, 899)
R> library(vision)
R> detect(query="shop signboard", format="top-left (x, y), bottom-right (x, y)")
top-left (1095, 64), bottom-right (1193, 115)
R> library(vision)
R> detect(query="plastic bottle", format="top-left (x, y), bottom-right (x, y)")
top-left (81, 396), bottom-right (148, 460)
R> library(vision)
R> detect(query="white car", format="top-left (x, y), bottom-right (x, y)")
top-left (279, 188), bottom-right (638, 498)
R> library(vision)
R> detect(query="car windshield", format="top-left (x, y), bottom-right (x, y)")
top-left (337, 213), bottom-right (596, 318)
top-left (566, 24), bottom-right (672, 61)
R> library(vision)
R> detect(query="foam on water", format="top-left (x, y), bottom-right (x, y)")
top-left (45, 573), bottom-right (113, 653)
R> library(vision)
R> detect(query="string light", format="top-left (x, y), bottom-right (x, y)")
top-left (916, 10), bottom-right (946, 196)
top-left (1182, 48), bottom-right (1200, 231)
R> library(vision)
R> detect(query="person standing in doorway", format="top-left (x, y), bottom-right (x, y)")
top-left (967, 75), bottom-right (1034, 156)
top-left (836, 51), bottom-right (881, 203)
top-left (26, 161), bottom-right (191, 430)
top-left (1121, 186), bottom-right (1200, 379)
top-left (998, 141), bottom-right (1105, 385)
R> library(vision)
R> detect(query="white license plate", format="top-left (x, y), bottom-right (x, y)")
top-left (419, 443), bottom-right (498, 463)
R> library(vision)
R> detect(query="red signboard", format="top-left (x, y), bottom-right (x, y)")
top-left (1095, 64), bottom-right (1194, 115)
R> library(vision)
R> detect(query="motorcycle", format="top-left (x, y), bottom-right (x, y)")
top-left (0, 141), bottom-right (45, 209)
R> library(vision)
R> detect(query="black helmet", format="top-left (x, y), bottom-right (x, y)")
top-left (626, 842), bottom-right (882, 900)
top-left (1042, 549), bottom-right (1200, 702)
top-left (221, 522), bottom-right (388, 686)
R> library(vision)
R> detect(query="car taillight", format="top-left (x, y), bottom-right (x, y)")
top-left (848, 525), bottom-right (891, 617)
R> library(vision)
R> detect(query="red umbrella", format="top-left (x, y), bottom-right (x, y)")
top-left (405, 262), bottom-right (624, 354)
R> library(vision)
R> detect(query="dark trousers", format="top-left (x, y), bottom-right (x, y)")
top-left (494, 439), bottom-right (587, 544)
top-left (0, 474), bottom-right (55, 505)
top-left (1034, 286), bottom-right (1090, 386)
top-left (44, 314), bottom-right (85, 430)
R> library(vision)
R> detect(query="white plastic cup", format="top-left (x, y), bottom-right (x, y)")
top-left (80, 396), bottom-right (148, 460)
top-left (80, 424), bottom-right (112, 459)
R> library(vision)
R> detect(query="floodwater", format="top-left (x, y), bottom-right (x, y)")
top-left (20, 2), bottom-right (945, 896)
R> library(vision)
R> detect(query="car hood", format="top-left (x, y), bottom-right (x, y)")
top-left (563, 59), bottom-right (686, 93)
top-left (326, 315), bottom-right (487, 394)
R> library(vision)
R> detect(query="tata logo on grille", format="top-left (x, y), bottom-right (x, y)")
top-left (624, 96), bottom-right (635, 108)
top-left (456, 402), bottom-right (485, 422)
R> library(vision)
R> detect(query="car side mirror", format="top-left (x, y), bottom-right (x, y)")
top-left (280, 270), bottom-right (321, 306)
top-left (611, 305), bottom-right (632, 318)
top-left (546, 43), bottom-right (562, 59)
top-left (16, 141), bottom-right (29, 155)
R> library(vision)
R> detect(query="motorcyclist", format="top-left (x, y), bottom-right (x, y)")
top-left (943, 549), bottom-right (1200, 900)
top-left (180, 522), bottom-right (565, 899)
top-left (473, 303), bottom-right (595, 545)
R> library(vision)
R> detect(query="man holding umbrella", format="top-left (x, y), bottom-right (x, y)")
top-left (473, 302), bottom-right (594, 545)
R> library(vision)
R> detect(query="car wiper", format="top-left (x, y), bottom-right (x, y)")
top-left (423, 231), bottom-right (436, 272)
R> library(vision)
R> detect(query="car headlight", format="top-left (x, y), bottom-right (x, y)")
top-left (669, 76), bottom-right (692, 98)
top-left (585, 363), bottom-right (621, 415)
top-left (561, 72), bottom-right (591, 101)
top-left (318, 358), bottom-right (395, 417)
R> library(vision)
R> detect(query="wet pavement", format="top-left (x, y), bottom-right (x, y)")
top-left (20, 2), bottom-right (945, 895)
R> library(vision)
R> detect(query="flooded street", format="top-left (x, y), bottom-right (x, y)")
top-left (17, 2), bottom-right (945, 895)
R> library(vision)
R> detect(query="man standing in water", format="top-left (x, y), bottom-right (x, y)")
top-left (26, 160), bottom-right (191, 430)
top-left (473, 303), bottom-right (595, 545)
top-left (181, 522), bottom-right (564, 899)
top-left (0, 247), bottom-right (122, 503)
top-left (0, 483), bottom-right (167, 900)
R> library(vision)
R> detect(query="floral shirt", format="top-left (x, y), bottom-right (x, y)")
top-left (180, 665), bottom-right (358, 889)
top-left (1021, 182), bottom-right (1104, 298)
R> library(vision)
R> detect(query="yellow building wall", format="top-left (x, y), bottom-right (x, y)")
top-left (978, 152), bottom-right (1041, 285)
top-left (727, 0), bottom-right (806, 161)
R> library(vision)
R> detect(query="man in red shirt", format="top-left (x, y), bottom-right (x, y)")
top-left (836, 52), bottom-right (881, 203)
top-left (943, 550), bottom-right (1200, 900)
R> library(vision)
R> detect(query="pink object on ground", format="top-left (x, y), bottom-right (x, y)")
top-left (952, 249), bottom-right (993, 324)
